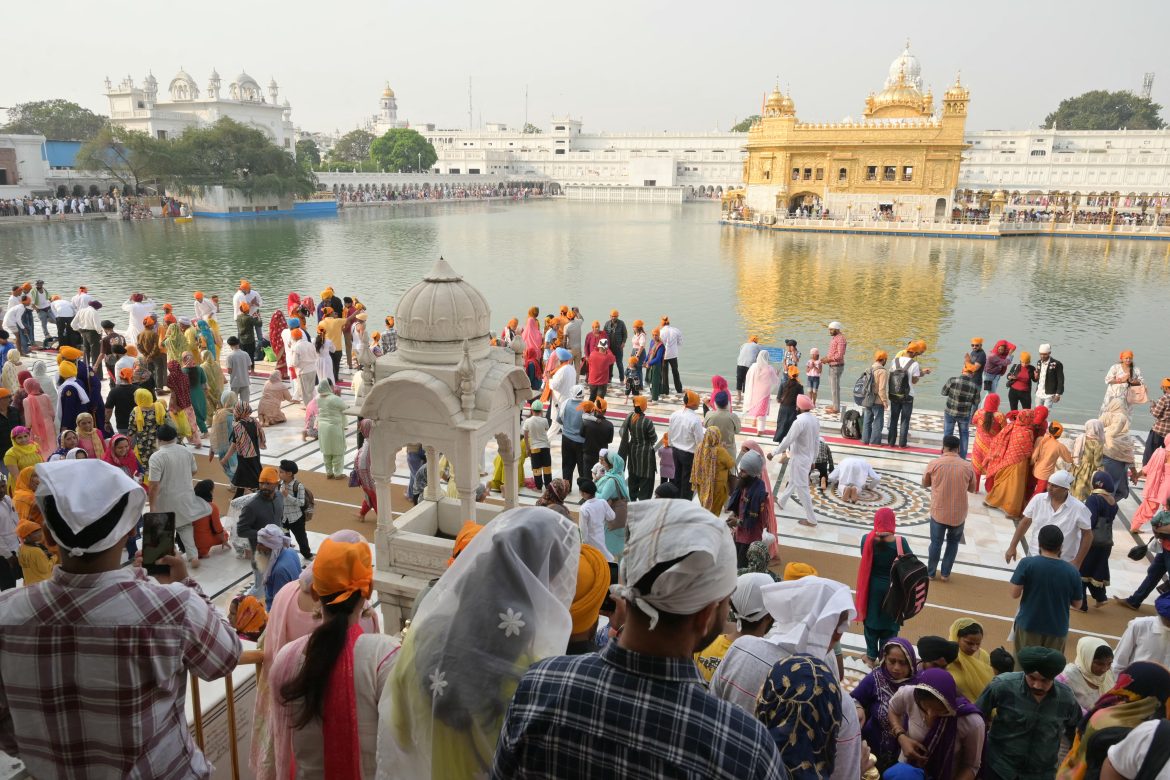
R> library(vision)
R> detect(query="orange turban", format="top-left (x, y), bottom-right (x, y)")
top-left (21, 283), bottom-right (31, 292)
top-left (591, 320), bottom-right (600, 329)
top-left (386, 316), bottom-right (395, 328)
top-left (125, 345), bottom-right (138, 357)
top-left (750, 335), bottom-right (759, 343)
top-left (632, 395), bottom-right (647, 410)
top-left (1020, 351), bottom-right (1032, 364)
top-left (143, 316), bottom-right (156, 327)
top-left (239, 302), bottom-right (250, 313)
top-left (507, 318), bottom-right (518, 329)
top-left (571, 544), bottom-right (610, 633)
top-left (119, 368), bottom-right (134, 382)
top-left (1050, 421), bottom-right (1064, 437)
top-left (595, 398), bottom-right (608, 413)
top-left (193, 291), bottom-right (204, 300)
top-left (628, 356), bottom-right (638, 366)
top-left (578, 400), bottom-right (597, 414)
top-left (317, 324), bottom-right (326, 333)
top-left (632, 319), bottom-right (644, 328)
top-left (784, 562), bottom-right (818, 580)
top-left (0, 388), bottom-right (9, 400)
top-left (559, 305), bottom-right (569, 315)
top-left (683, 390), bottom-right (700, 408)
top-left (312, 538), bottom-right (373, 605)
top-left (259, 466), bottom-right (279, 483)
top-left (1120, 350), bottom-right (1134, 360)
top-left (233, 595), bottom-right (267, 636)
top-left (1162, 377), bottom-right (1170, 390)
top-left (528, 306), bottom-right (538, 318)
top-left (661, 316), bottom-right (670, 325)
top-left (162, 303), bottom-right (173, 313)
top-left (16, 520), bottom-right (41, 541)
top-left (240, 280), bottom-right (251, 292)
top-left (448, 521), bottom-right (484, 566)
top-left (610, 309), bottom-right (619, 317)
top-left (786, 365), bottom-right (799, 378)
top-left (651, 328), bottom-right (661, 338)
top-left (163, 314), bottom-right (177, 324)
top-left (963, 362), bottom-right (979, 374)
top-left (290, 328), bottom-right (303, 340)
top-left (321, 287), bottom-right (333, 298)
top-left (661, 432), bottom-right (669, 447)
top-left (970, 337), bottom-right (983, 345)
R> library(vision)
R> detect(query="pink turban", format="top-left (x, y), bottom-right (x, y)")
top-left (796, 394), bottom-right (814, 411)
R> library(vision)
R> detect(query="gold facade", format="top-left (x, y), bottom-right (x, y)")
top-left (743, 48), bottom-right (970, 219)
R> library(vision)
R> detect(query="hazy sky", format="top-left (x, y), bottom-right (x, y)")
top-left (7, 0), bottom-right (1168, 135)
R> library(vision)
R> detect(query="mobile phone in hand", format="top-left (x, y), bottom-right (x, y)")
top-left (141, 512), bottom-right (176, 576)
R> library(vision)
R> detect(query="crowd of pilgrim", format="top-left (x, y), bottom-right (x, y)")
top-left (0, 277), bottom-right (1169, 780)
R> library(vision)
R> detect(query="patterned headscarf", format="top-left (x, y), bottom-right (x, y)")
top-left (755, 654), bottom-right (843, 780)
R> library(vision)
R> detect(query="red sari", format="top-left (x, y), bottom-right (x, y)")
top-left (970, 393), bottom-right (1006, 488)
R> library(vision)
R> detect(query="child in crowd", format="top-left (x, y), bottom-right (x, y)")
top-left (225, 336), bottom-right (253, 406)
top-left (657, 433), bottom-right (675, 486)
top-left (17, 522), bottom-right (55, 586)
top-left (805, 347), bottom-right (823, 405)
top-left (623, 356), bottom-right (642, 398)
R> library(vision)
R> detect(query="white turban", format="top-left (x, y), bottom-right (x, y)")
top-left (35, 460), bottom-right (145, 557)
top-left (732, 572), bottom-right (774, 623)
top-left (760, 576), bottom-right (856, 654)
top-left (257, 524), bottom-right (293, 552)
top-left (612, 499), bottom-right (737, 630)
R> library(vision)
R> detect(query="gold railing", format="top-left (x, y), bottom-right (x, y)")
top-left (191, 648), bottom-right (264, 780)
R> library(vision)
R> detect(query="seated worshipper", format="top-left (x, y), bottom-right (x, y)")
top-left (1058, 661), bottom-right (1170, 780)
top-left (250, 530), bottom-right (379, 780)
top-left (855, 508), bottom-right (912, 663)
top-left (257, 371), bottom-right (293, 426)
top-left (16, 520), bottom-right (56, 585)
top-left (711, 575), bottom-right (863, 780)
top-left (256, 524), bottom-right (302, 611)
top-left (535, 477), bottom-right (572, 520)
top-left (1056, 636), bottom-right (1116, 713)
top-left (268, 537), bottom-right (399, 780)
top-left (191, 479), bottom-right (228, 558)
top-left (829, 455), bottom-right (881, 503)
top-left (566, 543), bottom-right (610, 655)
top-left (851, 638), bottom-right (920, 771)
top-left (886, 668), bottom-right (986, 780)
top-left (383, 506), bottom-right (582, 779)
top-left (917, 636), bottom-right (960, 670)
top-left (946, 619), bottom-right (996, 703)
top-left (727, 449), bottom-right (772, 569)
top-left (755, 654), bottom-right (844, 780)
top-left (489, 500), bottom-right (786, 780)
top-left (784, 561), bottom-right (818, 580)
top-left (975, 646), bottom-right (1080, 780)
top-left (695, 572), bottom-right (777, 682)
top-left (0, 459), bottom-right (240, 778)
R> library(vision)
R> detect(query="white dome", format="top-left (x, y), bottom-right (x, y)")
top-left (168, 69), bottom-right (199, 100)
top-left (235, 71), bottom-right (259, 88)
top-left (885, 43), bottom-right (923, 91)
top-left (395, 257), bottom-right (492, 364)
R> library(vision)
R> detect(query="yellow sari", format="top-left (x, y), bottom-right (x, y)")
top-left (946, 617), bottom-right (996, 703)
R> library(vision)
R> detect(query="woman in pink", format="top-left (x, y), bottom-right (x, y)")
top-left (20, 378), bottom-right (55, 456)
top-left (706, 375), bottom-right (730, 413)
top-left (742, 351), bottom-right (779, 432)
top-left (805, 348), bottom-right (823, 405)
top-left (73, 412), bottom-right (105, 459)
top-left (1132, 446), bottom-right (1170, 531)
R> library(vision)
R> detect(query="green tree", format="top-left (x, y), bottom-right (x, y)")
top-left (157, 119), bottom-right (317, 197)
top-left (1042, 90), bottom-right (1165, 130)
top-left (296, 138), bottom-right (321, 167)
top-left (369, 128), bottom-right (438, 172)
top-left (75, 125), bottom-right (161, 194)
top-left (730, 115), bottom-right (760, 132)
top-left (522, 122), bottom-right (543, 134)
top-left (328, 129), bottom-right (375, 163)
top-left (1, 99), bottom-right (108, 141)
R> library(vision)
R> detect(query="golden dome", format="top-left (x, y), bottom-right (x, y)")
top-left (779, 93), bottom-right (795, 114)
top-left (382, 82), bottom-right (396, 99)
top-left (765, 86), bottom-right (784, 110)
top-left (873, 67), bottom-right (922, 106)
top-left (944, 74), bottom-right (968, 100)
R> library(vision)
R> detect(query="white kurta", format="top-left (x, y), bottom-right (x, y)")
top-left (828, 456), bottom-right (880, 496)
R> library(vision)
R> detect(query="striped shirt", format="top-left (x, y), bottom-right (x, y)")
top-left (923, 452), bottom-right (978, 527)
top-left (0, 567), bottom-right (242, 779)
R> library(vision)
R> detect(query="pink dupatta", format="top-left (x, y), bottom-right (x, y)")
top-left (741, 440), bottom-right (778, 557)
top-left (1132, 447), bottom-right (1169, 531)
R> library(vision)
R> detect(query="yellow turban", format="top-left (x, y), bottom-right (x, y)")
top-left (57, 346), bottom-right (83, 363)
top-left (783, 562), bottom-right (818, 581)
top-left (571, 545), bottom-right (610, 633)
top-left (58, 361), bottom-right (77, 379)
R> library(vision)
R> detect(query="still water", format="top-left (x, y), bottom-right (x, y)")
top-left (2, 200), bottom-right (1167, 423)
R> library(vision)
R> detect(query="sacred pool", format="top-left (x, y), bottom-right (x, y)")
top-left (3, 199), bottom-right (1167, 422)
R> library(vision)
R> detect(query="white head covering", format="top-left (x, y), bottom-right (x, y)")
top-left (1038, 343), bottom-right (1052, 354)
top-left (380, 506), bottom-right (580, 778)
top-left (612, 498), bottom-right (737, 630)
top-left (828, 321), bottom-right (843, 331)
top-left (35, 460), bottom-right (146, 557)
top-left (1048, 469), bottom-right (1073, 489)
top-left (760, 576), bottom-right (856, 654)
top-left (732, 572), bottom-right (774, 624)
top-left (257, 524), bottom-right (292, 552)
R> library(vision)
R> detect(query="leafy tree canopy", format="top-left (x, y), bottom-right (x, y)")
top-left (369, 128), bottom-right (438, 172)
top-left (1, 99), bottom-right (109, 141)
top-left (75, 125), bottom-right (158, 193)
top-left (1042, 90), bottom-right (1165, 130)
top-left (329, 129), bottom-right (375, 163)
top-left (730, 115), bottom-right (760, 133)
top-left (296, 138), bottom-right (321, 167)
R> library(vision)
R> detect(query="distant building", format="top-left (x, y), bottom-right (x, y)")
top-left (368, 83), bottom-right (410, 136)
top-left (741, 44), bottom-right (970, 221)
top-left (0, 134), bottom-right (49, 194)
top-left (958, 128), bottom-right (1170, 213)
top-left (104, 69), bottom-right (296, 155)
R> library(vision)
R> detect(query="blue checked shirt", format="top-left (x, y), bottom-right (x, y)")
top-left (490, 641), bottom-right (787, 779)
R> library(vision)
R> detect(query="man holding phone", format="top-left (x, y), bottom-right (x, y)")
top-left (0, 460), bottom-right (241, 777)
top-left (147, 425), bottom-right (210, 566)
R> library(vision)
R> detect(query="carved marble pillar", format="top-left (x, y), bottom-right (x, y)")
top-left (423, 445), bottom-right (440, 502)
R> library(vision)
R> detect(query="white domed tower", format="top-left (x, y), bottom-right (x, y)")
top-left (379, 82), bottom-right (398, 124)
top-left (886, 40), bottom-right (923, 91)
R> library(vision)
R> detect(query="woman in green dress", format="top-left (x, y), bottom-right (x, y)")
top-left (316, 380), bottom-right (349, 479)
top-left (183, 352), bottom-right (209, 434)
top-left (854, 508), bottom-right (911, 664)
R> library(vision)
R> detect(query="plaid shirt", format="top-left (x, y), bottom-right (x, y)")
top-left (942, 374), bottom-right (980, 418)
top-left (0, 567), bottom-right (242, 779)
top-left (1151, 393), bottom-right (1170, 437)
top-left (490, 641), bottom-right (785, 780)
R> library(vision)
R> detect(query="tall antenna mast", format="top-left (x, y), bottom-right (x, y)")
top-left (1142, 72), bottom-right (1155, 100)
top-left (468, 77), bottom-right (473, 130)
top-left (524, 84), bottom-right (529, 129)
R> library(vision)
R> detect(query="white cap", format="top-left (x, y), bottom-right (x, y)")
top-left (732, 573), bottom-right (774, 623)
top-left (1038, 343), bottom-right (1051, 354)
top-left (35, 460), bottom-right (146, 557)
top-left (828, 321), bottom-right (843, 331)
top-left (1048, 469), bottom-right (1073, 489)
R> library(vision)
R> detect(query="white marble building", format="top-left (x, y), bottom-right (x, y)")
top-left (367, 83), bottom-right (409, 136)
top-left (960, 128), bottom-right (1170, 207)
top-left (419, 117), bottom-right (745, 195)
top-left (105, 69), bottom-right (296, 156)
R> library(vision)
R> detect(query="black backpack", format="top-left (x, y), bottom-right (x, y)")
top-left (841, 409), bottom-right (862, 440)
top-left (881, 536), bottom-right (930, 622)
top-left (887, 357), bottom-right (915, 401)
top-left (852, 370), bottom-right (874, 407)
